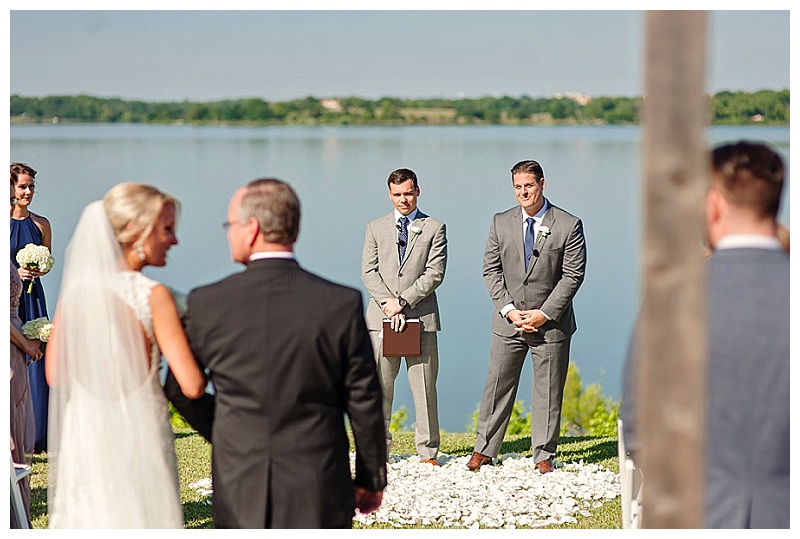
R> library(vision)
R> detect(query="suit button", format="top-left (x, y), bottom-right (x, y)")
top-left (523, 280), bottom-right (528, 285)
top-left (399, 272), bottom-right (403, 277)
top-left (520, 301), bottom-right (525, 306)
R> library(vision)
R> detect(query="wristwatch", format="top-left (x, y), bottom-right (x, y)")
top-left (398, 296), bottom-right (408, 308)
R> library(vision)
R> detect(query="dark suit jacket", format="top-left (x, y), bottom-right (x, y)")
top-left (483, 201), bottom-right (586, 342)
top-left (165, 258), bottom-right (386, 528)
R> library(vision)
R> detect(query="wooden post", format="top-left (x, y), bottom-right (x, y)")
top-left (637, 11), bottom-right (708, 528)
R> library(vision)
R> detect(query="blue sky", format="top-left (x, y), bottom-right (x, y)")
top-left (6, 7), bottom-right (791, 102)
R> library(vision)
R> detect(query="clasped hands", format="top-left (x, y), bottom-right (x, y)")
top-left (508, 309), bottom-right (547, 333)
top-left (18, 266), bottom-right (41, 281)
top-left (380, 298), bottom-right (407, 332)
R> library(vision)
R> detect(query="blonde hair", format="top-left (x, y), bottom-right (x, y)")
top-left (103, 183), bottom-right (180, 250)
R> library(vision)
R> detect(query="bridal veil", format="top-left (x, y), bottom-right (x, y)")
top-left (47, 201), bottom-right (183, 528)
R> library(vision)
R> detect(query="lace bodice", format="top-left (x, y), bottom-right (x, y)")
top-left (113, 271), bottom-right (161, 367)
top-left (10, 261), bottom-right (22, 322)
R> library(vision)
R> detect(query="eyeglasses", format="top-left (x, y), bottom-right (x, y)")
top-left (11, 197), bottom-right (18, 205)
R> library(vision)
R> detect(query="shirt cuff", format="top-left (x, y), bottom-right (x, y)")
top-left (500, 303), bottom-right (515, 318)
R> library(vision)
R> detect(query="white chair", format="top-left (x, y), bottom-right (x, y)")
top-left (10, 455), bottom-right (32, 529)
top-left (618, 419), bottom-right (643, 529)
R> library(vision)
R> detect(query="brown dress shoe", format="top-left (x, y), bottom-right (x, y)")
top-left (420, 458), bottom-right (440, 466)
top-left (467, 451), bottom-right (493, 471)
top-left (536, 458), bottom-right (555, 474)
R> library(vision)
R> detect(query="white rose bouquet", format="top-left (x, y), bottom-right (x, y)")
top-left (21, 317), bottom-right (53, 354)
top-left (16, 243), bottom-right (55, 293)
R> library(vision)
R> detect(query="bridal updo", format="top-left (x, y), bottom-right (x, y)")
top-left (103, 183), bottom-right (180, 249)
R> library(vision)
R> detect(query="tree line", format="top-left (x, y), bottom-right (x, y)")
top-left (10, 89), bottom-right (789, 126)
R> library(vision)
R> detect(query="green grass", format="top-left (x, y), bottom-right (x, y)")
top-left (28, 428), bottom-right (621, 529)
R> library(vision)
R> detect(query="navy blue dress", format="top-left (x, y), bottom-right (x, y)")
top-left (10, 215), bottom-right (50, 453)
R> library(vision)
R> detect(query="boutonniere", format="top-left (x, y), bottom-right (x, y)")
top-left (409, 225), bottom-right (423, 239)
top-left (538, 225), bottom-right (551, 242)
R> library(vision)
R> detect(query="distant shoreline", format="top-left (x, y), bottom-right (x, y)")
top-left (10, 89), bottom-right (790, 127)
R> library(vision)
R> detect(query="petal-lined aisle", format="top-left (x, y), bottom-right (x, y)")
top-left (189, 453), bottom-right (620, 528)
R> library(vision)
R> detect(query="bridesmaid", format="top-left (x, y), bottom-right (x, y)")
top-left (10, 176), bottom-right (42, 528)
top-left (10, 162), bottom-right (52, 453)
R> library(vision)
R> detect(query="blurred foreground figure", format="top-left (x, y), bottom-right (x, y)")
top-left (702, 141), bottom-right (789, 528)
top-left (620, 141), bottom-right (789, 529)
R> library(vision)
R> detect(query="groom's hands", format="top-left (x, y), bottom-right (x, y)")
top-left (508, 309), bottom-right (548, 333)
top-left (380, 298), bottom-right (407, 332)
top-left (354, 486), bottom-right (383, 514)
top-left (380, 297), bottom-right (404, 317)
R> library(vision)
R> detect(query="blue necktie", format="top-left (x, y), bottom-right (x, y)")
top-left (398, 217), bottom-right (409, 262)
top-left (524, 217), bottom-right (536, 270)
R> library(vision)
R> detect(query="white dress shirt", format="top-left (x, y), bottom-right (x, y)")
top-left (249, 251), bottom-right (296, 262)
top-left (715, 234), bottom-right (783, 251)
top-left (500, 199), bottom-right (552, 320)
top-left (394, 208), bottom-right (419, 241)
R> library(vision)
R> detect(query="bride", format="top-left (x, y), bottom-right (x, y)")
top-left (45, 183), bottom-right (207, 528)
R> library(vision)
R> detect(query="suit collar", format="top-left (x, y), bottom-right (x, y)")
top-left (247, 257), bottom-right (299, 270)
top-left (520, 197), bottom-right (549, 222)
top-left (249, 251), bottom-right (295, 262)
top-left (389, 208), bottom-right (427, 223)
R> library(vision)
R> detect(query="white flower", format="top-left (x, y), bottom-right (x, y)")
top-left (21, 317), bottom-right (53, 342)
top-left (16, 243), bottom-right (56, 293)
top-left (410, 225), bottom-right (423, 238)
top-left (539, 225), bottom-right (551, 237)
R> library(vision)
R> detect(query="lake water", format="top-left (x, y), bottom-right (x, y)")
top-left (10, 124), bottom-right (790, 432)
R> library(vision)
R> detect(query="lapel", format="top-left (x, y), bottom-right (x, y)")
top-left (400, 210), bottom-right (428, 270)
top-left (524, 205), bottom-right (556, 277)
top-left (513, 209), bottom-right (525, 267)
top-left (380, 213), bottom-right (402, 271)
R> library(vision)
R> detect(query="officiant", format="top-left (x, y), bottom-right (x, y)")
top-left (361, 168), bottom-right (448, 465)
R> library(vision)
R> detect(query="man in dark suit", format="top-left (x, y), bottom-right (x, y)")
top-left (361, 168), bottom-right (447, 464)
top-left (165, 179), bottom-right (386, 528)
top-left (620, 141), bottom-right (789, 528)
top-left (468, 160), bottom-right (586, 474)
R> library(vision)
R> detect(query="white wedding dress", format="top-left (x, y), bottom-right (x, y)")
top-left (48, 202), bottom-right (184, 528)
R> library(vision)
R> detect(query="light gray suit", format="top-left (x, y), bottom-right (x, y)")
top-left (361, 210), bottom-right (447, 458)
top-left (475, 200), bottom-right (586, 463)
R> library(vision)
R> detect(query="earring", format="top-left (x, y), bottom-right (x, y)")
top-left (136, 246), bottom-right (146, 261)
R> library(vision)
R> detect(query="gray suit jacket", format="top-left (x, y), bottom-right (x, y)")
top-left (621, 246), bottom-right (790, 528)
top-left (483, 202), bottom-right (586, 341)
top-left (361, 210), bottom-right (447, 332)
top-left (705, 247), bottom-right (789, 528)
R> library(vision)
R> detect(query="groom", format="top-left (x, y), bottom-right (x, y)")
top-left (165, 179), bottom-right (386, 528)
top-left (469, 159), bottom-right (586, 474)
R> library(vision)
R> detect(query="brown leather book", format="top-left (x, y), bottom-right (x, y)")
top-left (382, 318), bottom-right (421, 357)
